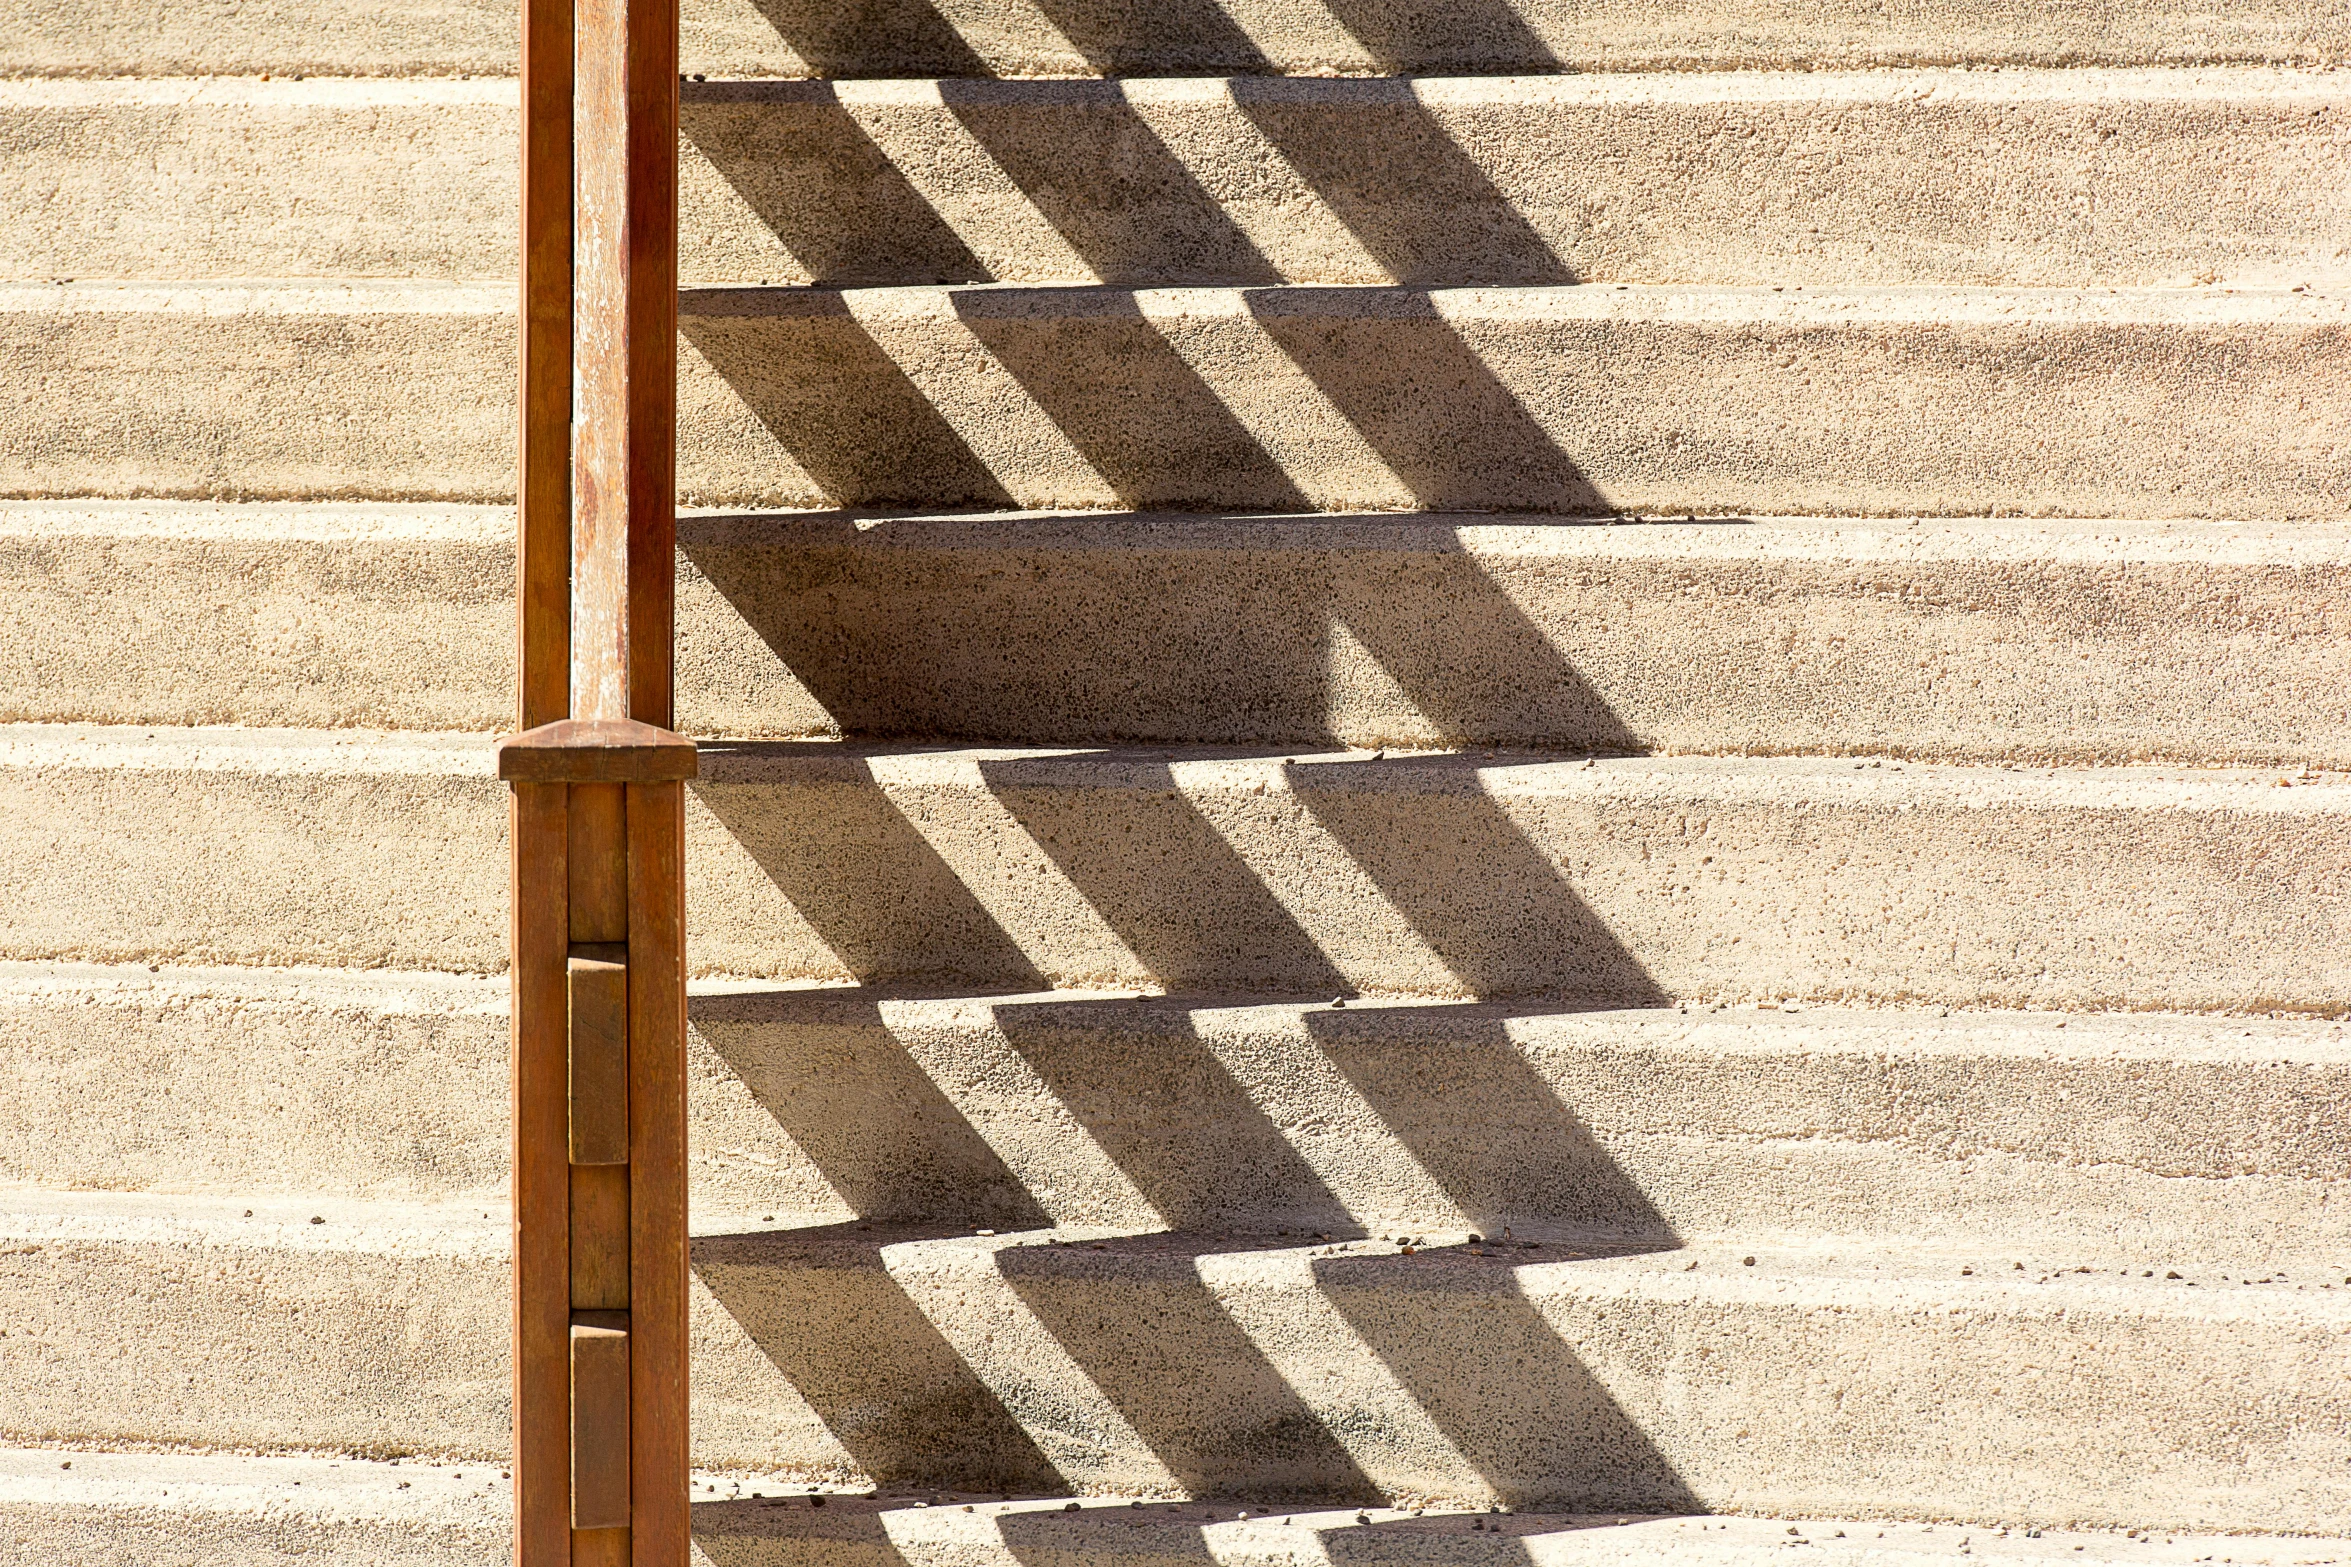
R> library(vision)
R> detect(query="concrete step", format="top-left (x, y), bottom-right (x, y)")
top-left (0, 1447), bottom-right (506, 1566)
top-left (7, 0), bottom-right (2345, 78)
top-left (13, 1454), bottom-right (2348, 1567)
top-left (3, 726), bottom-right (2347, 1012)
top-left (14, 72), bottom-right (2351, 290)
top-left (675, 283), bottom-right (2350, 517)
top-left (683, 70), bottom-right (2351, 290)
top-left (8, 280), bottom-right (2345, 516)
top-left (0, 78), bottom-right (516, 280)
top-left (0, 280), bottom-right (511, 502)
top-left (7, 962), bottom-right (2345, 1268)
top-left (3, 1188), bottom-right (2346, 1525)
top-left (13, 503), bottom-right (2351, 768)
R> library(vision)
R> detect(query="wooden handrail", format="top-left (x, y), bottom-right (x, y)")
top-left (511, 0), bottom-right (690, 1557)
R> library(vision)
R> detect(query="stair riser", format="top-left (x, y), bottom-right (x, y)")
top-left (695, 1240), bottom-right (2351, 1527)
top-left (683, 76), bottom-right (2351, 290)
top-left (13, 513), bottom-right (2351, 767)
top-left (0, 86), bottom-right (514, 281)
top-left (4, 741), bottom-right (2345, 1014)
top-left (10, 0), bottom-right (2345, 77)
top-left (7, 1224), bottom-right (2341, 1530)
top-left (11, 288), bottom-right (2341, 517)
top-left (677, 289), bottom-right (2351, 517)
top-left (9, 974), bottom-right (2343, 1265)
top-left (16, 78), bottom-right (2349, 291)
top-left (0, 291), bottom-right (511, 502)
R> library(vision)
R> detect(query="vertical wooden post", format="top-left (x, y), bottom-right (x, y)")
top-left (509, 0), bottom-right (687, 1552)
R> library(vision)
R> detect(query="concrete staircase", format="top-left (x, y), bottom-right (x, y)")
top-left (4, 0), bottom-right (2350, 1559)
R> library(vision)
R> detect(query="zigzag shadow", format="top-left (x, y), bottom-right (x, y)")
top-left (690, 986), bottom-right (1694, 1505)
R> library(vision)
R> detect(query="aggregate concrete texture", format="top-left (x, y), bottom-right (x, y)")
top-left (677, 71), bottom-right (2351, 289)
top-left (11, 1453), bottom-right (2349, 1567)
top-left (8, 281), bottom-right (2342, 516)
top-left (11, 72), bottom-right (2350, 290)
top-left (3, 727), bottom-right (2346, 1013)
top-left (0, 281), bottom-right (513, 502)
top-left (0, 1448), bottom-right (506, 1567)
top-left (5, 0), bottom-right (2345, 76)
top-left (12, 503), bottom-right (2351, 768)
top-left (674, 284), bottom-right (2351, 517)
top-left (7, 963), bottom-right (2346, 1266)
top-left (3, 1190), bottom-right (2347, 1524)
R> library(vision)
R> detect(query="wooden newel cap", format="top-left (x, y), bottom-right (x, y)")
top-left (497, 718), bottom-right (700, 783)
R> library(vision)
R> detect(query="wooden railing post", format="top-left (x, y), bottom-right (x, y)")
top-left (508, 0), bottom-right (687, 1554)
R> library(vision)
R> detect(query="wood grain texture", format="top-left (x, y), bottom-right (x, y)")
top-left (569, 1319), bottom-right (632, 1530)
top-left (627, 779), bottom-right (689, 1567)
top-left (570, 1163), bottom-right (631, 1311)
top-left (567, 783), bottom-right (627, 945)
top-left (518, 0), bottom-right (570, 732)
top-left (574, 1529), bottom-right (631, 1567)
top-left (512, 783), bottom-right (571, 1567)
top-left (566, 955), bottom-right (629, 1166)
top-left (499, 719), bottom-right (699, 784)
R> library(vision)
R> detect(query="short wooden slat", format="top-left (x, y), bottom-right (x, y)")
top-left (569, 1163), bottom-right (630, 1311)
top-left (626, 779), bottom-right (689, 1567)
top-left (566, 953), bottom-right (629, 1166)
top-left (511, 784), bottom-right (573, 1567)
top-left (569, 1315), bottom-right (631, 1531)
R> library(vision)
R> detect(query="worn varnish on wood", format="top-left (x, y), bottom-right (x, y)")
top-left (508, 0), bottom-right (686, 1550)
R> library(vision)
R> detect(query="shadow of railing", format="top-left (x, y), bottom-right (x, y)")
top-left (682, 290), bottom-right (1018, 508)
top-left (724, 0), bottom-right (1573, 75)
top-left (683, 81), bottom-right (993, 285)
top-left (689, 984), bottom-right (1693, 1504)
top-left (680, 512), bottom-right (1658, 749)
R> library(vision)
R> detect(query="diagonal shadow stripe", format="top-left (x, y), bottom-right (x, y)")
top-left (941, 80), bottom-right (1285, 285)
top-left (682, 290), bottom-right (1016, 508)
top-left (737, 0), bottom-right (992, 76)
top-left (1019, 0), bottom-right (1277, 75)
top-left (683, 81), bottom-right (993, 285)
top-left (975, 758), bottom-right (1348, 996)
top-left (951, 289), bottom-right (1312, 512)
top-left (1299, 1001), bottom-right (1678, 1242)
top-left (697, 1220), bottom-right (1070, 1493)
top-left (1312, 1247), bottom-right (1697, 1512)
top-left (1284, 756), bottom-right (1667, 1004)
top-left (1315, 0), bottom-right (1565, 75)
top-left (1247, 287), bottom-right (1607, 514)
top-left (1232, 78), bottom-right (1573, 286)
top-left (693, 743), bottom-right (1046, 990)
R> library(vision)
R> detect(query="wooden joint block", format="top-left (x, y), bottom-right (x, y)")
top-left (569, 1312), bottom-right (631, 1531)
top-left (566, 946), bottom-right (628, 1166)
top-left (498, 719), bottom-right (698, 784)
